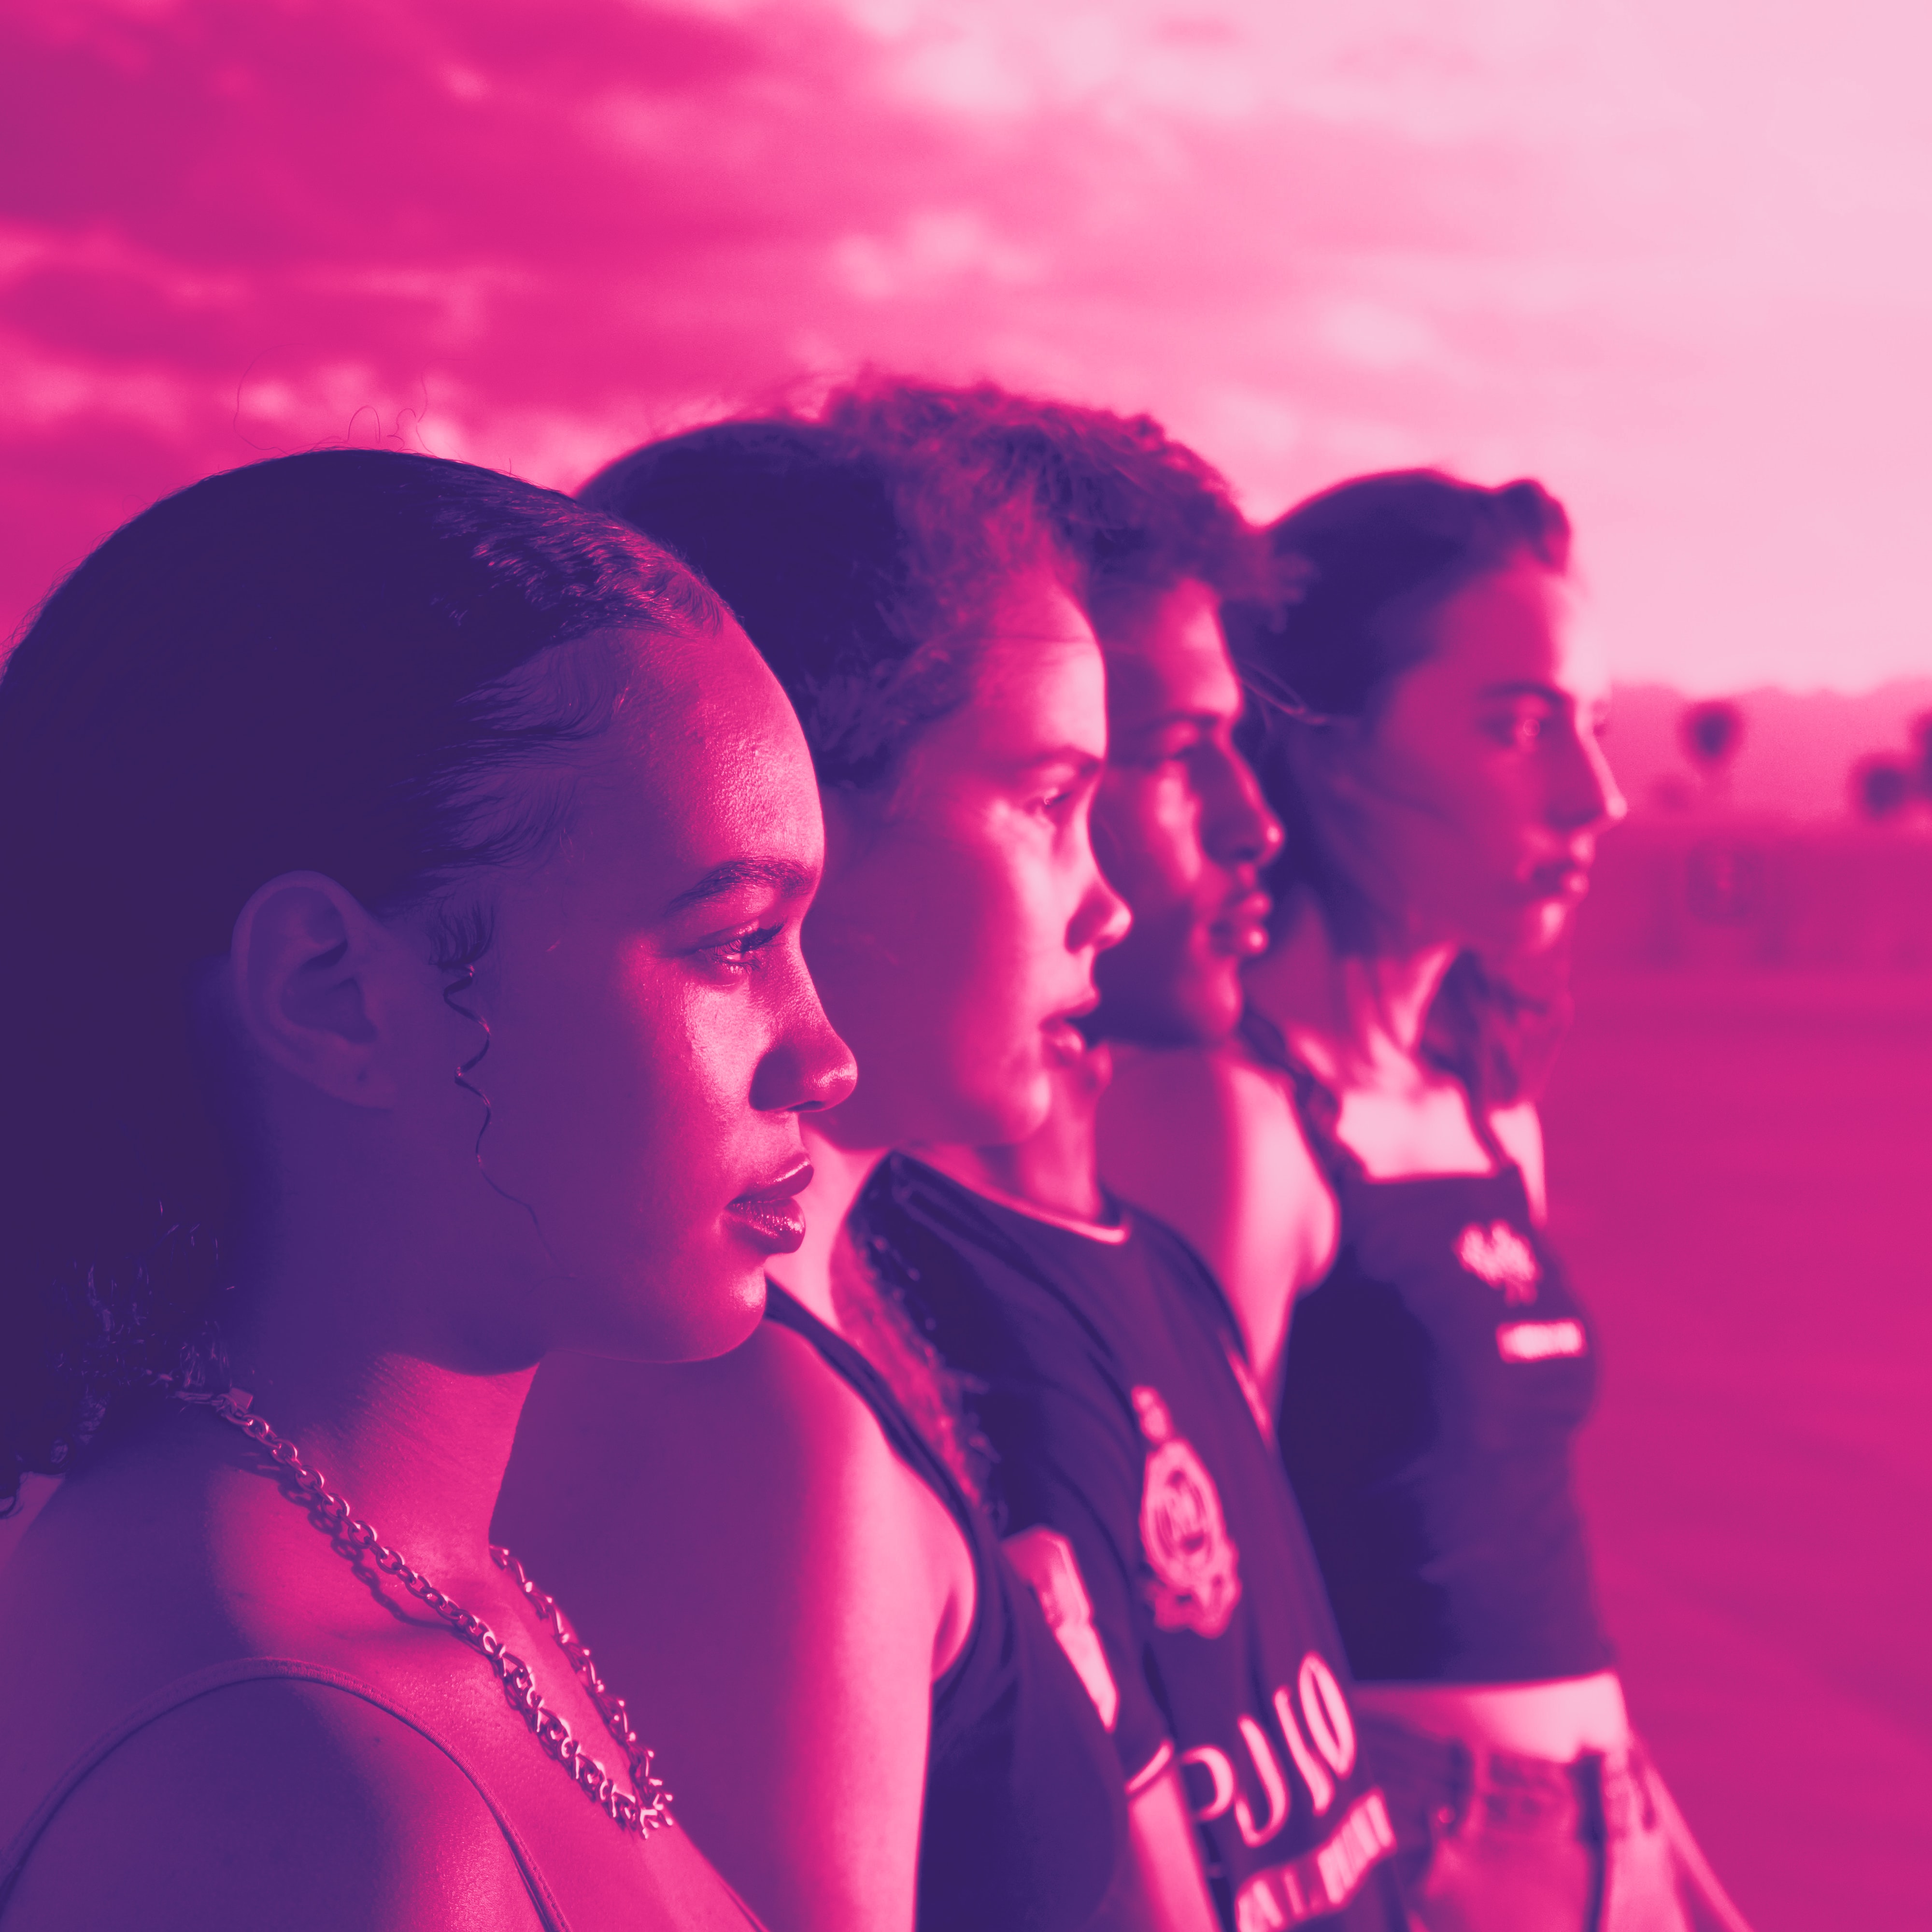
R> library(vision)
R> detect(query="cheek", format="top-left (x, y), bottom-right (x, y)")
top-left (1372, 756), bottom-right (1518, 873)
top-left (487, 952), bottom-right (745, 1230)
top-left (1094, 781), bottom-right (1192, 906)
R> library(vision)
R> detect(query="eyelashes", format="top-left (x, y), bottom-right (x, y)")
top-left (705, 923), bottom-right (785, 972)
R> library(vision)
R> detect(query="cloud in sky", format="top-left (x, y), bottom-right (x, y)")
top-left (4, 0), bottom-right (1930, 689)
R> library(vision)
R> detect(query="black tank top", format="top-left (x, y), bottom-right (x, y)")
top-left (761, 1283), bottom-right (1127, 1932)
top-left (1264, 1040), bottom-right (1615, 1685)
top-left (852, 1160), bottom-right (1406, 1932)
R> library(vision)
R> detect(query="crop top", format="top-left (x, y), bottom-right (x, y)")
top-left (851, 1159), bottom-right (1405, 1932)
top-left (761, 1283), bottom-right (1127, 1932)
top-left (1269, 1048), bottom-right (1616, 1686)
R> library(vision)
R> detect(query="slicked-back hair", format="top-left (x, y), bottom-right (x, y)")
top-left (0, 449), bottom-right (719, 1511)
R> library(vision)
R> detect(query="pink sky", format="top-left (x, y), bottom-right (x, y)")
top-left (4, 0), bottom-right (1929, 691)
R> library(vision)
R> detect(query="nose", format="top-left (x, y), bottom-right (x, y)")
top-left (751, 985), bottom-right (859, 1116)
top-left (1071, 848), bottom-right (1133, 958)
top-left (1555, 720), bottom-right (1627, 834)
top-left (1203, 744), bottom-right (1285, 869)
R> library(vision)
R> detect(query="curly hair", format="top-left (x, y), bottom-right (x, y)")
top-left (582, 413), bottom-right (1052, 792)
top-left (820, 379), bottom-right (1268, 639)
top-left (1225, 469), bottom-right (1575, 1108)
top-left (0, 448), bottom-right (719, 1513)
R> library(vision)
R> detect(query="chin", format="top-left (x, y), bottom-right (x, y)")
top-left (1517, 901), bottom-right (1578, 953)
top-left (601, 1253), bottom-right (768, 1364)
top-left (969, 1065), bottom-right (1053, 1150)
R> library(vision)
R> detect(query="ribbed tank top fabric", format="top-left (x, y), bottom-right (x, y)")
top-left (0, 1657), bottom-right (576, 1928)
top-left (1243, 1015), bottom-right (1615, 1686)
top-left (761, 1283), bottom-right (1128, 1932)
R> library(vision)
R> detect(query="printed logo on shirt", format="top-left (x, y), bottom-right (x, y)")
top-left (1002, 1524), bottom-right (1121, 1732)
top-left (1231, 1790), bottom-right (1397, 1931)
top-left (1131, 1385), bottom-right (1241, 1639)
top-left (1454, 1219), bottom-right (1541, 1303)
top-left (1496, 1318), bottom-right (1587, 1362)
top-left (1179, 1651), bottom-right (1359, 1844)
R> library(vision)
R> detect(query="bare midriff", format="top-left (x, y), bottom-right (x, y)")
top-left (1352, 1671), bottom-right (1630, 1760)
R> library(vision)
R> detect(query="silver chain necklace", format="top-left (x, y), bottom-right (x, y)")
top-left (191, 1389), bottom-right (673, 1836)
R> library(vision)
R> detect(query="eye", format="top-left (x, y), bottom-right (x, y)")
top-left (1111, 738), bottom-right (1189, 779)
top-left (1485, 709), bottom-right (1549, 750)
top-left (703, 923), bottom-right (784, 973)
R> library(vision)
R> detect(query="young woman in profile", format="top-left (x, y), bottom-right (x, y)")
top-left (1104, 471), bottom-right (1751, 1931)
top-left (497, 414), bottom-right (1134, 1932)
top-left (0, 449), bottom-right (856, 1932)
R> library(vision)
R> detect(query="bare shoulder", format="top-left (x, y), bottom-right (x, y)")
top-left (1488, 1100), bottom-right (1548, 1222)
top-left (505, 1325), bottom-right (955, 1932)
top-left (507, 1321), bottom-right (902, 1548)
top-left (4, 1674), bottom-right (540, 1932)
top-left (506, 1320), bottom-right (963, 1663)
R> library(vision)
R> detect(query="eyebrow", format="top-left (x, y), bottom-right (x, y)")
top-left (665, 857), bottom-right (818, 915)
top-left (1004, 746), bottom-right (1105, 775)
top-left (1117, 709), bottom-right (1225, 733)
top-left (1477, 681), bottom-right (1569, 704)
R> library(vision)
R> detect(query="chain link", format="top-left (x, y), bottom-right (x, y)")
top-left (200, 1392), bottom-right (673, 1835)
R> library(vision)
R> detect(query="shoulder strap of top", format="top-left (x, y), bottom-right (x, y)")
top-left (0, 1657), bottom-right (571, 1932)
top-left (762, 1281), bottom-right (978, 1542)
top-left (1240, 1006), bottom-right (1520, 1186)
top-left (1237, 1005), bottom-right (1369, 1188)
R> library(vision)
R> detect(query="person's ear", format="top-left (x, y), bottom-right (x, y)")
top-left (226, 871), bottom-right (412, 1108)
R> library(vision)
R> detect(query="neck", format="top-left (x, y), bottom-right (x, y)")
top-left (919, 1042), bottom-right (1111, 1225)
top-left (224, 1313), bottom-right (535, 1583)
top-left (217, 1178), bottom-right (545, 1581)
top-left (766, 1122), bottom-right (884, 1331)
top-left (1249, 894), bottom-right (1458, 1084)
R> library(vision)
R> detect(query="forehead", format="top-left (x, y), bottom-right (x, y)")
top-left (926, 571), bottom-right (1108, 766)
top-left (1410, 564), bottom-right (1609, 708)
top-left (583, 621), bottom-right (823, 883)
top-left (1100, 579), bottom-right (1242, 728)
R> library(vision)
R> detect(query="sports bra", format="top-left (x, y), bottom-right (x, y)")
top-left (1252, 1022), bottom-right (1615, 1686)
top-left (762, 1283), bottom-right (1128, 1932)
top-left (0, 1658), bottom-right (584, 1927)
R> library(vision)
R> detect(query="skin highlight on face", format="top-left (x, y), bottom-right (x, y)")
top-left (1090, 578), bottom-right (1282, 1047)
top-left (802, 569), bottom-right (1130, 1153)
top-left (407, 621), bottom-right (856, 1364)
top-left (1310, 560), bottom-right (1626, 959)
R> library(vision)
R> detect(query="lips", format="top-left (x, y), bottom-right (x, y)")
top-left (1042, 992), bottom-right (1099, 1066)
top-left (724, 1160), bottom-right (813, 1254)
top-left (1207, 887), bottom-right (1274, 958)
top-left (1524, 858), bottom-right (1591, 902)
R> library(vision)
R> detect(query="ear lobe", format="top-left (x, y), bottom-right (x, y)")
top-left (227, 871), bottom-right (403, 1108)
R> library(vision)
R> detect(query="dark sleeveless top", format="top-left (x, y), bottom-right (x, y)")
top-left (761, 1282), bottom-right (1127, 1932)
top-left (850, 1161), bottom-right (1405, 1932)
top-left (1262, 1033), bottom-right (1615, 1685)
